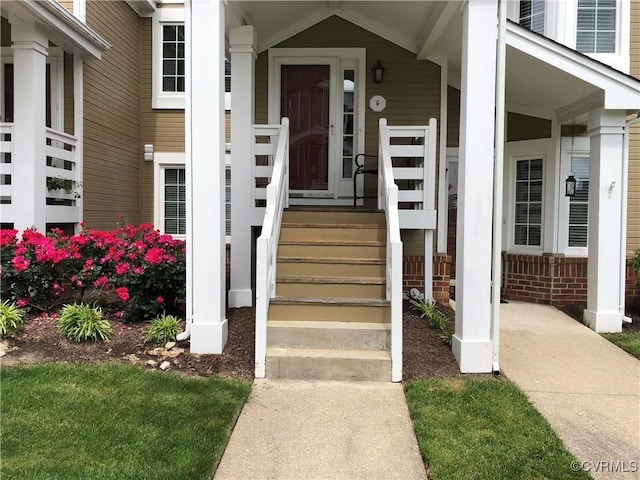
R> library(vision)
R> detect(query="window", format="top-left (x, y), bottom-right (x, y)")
top-left (152, 8), bottom-right (185, 109)
top-left (161, 25), bottom-right (185, 93)
top-left (225, 59), bottom-right (231, 93)
top-left (225, 165), bottom-right (231, 237)
top-left (341, 69), bottom-right (355, 179)
top-left (514, 158), bottom-right (543, 246)
top-left (568, 157), bottom-right (589, 247)
top-left (163, 167), bottom-right (186, 235)
top-left (154, 152), bottom-right (231, 240)
top-left (520, 0), bottom-right (545, 34)
top-left (576, 0), bottom-right (616, 53)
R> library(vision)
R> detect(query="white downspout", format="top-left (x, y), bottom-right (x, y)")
top-left (491, 0), bottom-right (507, 374)
top-left (178, 0), bottom-right (194, 342)
top-left (620, 113), bottom-right (640, 324)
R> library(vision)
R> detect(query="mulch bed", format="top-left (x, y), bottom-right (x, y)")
top-left (2, 301), bottom-right (463, 382)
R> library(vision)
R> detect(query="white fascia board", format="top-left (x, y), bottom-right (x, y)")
top-left (14, 0), bottom-right (110, 60)
top-left (506, 24), bottom-right (640, 111)
top-left (126, 0), bottom-right (158, 18)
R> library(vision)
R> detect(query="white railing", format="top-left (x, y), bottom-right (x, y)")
top-left (385, 118), bottom-right (438, 300)
top-left (378, 118), bottom-right (404, 382)
top-left (45, 128), bottom-right (80, 224)
top-left (254, 117), bottom-right (289, 378)
top-left (0, 125), bottom-right (80, 226)
top-left (0, 123), bottom-right (13, 209)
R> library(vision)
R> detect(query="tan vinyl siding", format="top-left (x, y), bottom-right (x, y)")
top-left (63, 53), bottom-right (74, 135)
top-left (57, 1), bottom-right (74, 13)
top-left (628, 0), bottom-right (640, 254)
top-left (256, 15), bottom-right (441, 255)
top-left (139, 16), bottom-right (186, 224)
top-left (506, 113), bottom-right (552, 141)
top-left (83, 1), bottom-right (141, 229)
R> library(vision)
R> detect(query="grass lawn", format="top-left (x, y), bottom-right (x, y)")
top-left (405, 377), bottom-right (590, 480)
top-left (1, 363), bottom-right (250, 480)
top-left (602, 332), bottom-right (640, 359)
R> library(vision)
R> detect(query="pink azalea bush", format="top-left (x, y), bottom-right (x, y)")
top-left (1, 223), bottom-right (185, 321)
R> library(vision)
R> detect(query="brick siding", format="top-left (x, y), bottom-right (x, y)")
top-left (502, 253), bottom-right (640, 308)
top-left (402, 254), bottom-right (451, 304)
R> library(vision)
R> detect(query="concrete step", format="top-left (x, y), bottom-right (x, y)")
top-left (278, 240), bottom-right (386, 259)
top-left (283, 209), bottom-right (385, 225)
top-left (277, 257), bottom-right (386, 277)
top-left (267, 320), bottom-right (391, 350)
top-left (280, 225), bottom-right (386, 242)
top-left (275, 276), bottom-right (386, 299)
top-left (266, 347), bottom-right (391, 381)
top-left (268, 297), bottom-right (390, 323)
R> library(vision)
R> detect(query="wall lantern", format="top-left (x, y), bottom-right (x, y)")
top-left (372, 60), bottom-right (385, 84)
top-left (565, 171), bottom-right (576, 197)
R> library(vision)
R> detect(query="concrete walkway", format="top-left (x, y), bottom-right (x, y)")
top-left (214, 380), bottom-right (427, 480)
top-left (500, 303), bottom-right (640, 480)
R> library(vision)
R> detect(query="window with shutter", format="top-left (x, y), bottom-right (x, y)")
top-left (576, 0), bottom-right (616, 53)
top-left (568, 157), bottom-right (590, 247)
top-left (163, 168), bottom-right (186, 235)
top-left (519, 0), bottom-right (546, 35)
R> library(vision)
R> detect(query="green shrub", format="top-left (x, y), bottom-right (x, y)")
top-left (410, 297), bottom-right (447, 330)
top-left (144, 314), bottom-right (182, 344)
top-left (0, 300), bottom-right (27, 338)
top-left (58, 304), bottom-right (113, 342)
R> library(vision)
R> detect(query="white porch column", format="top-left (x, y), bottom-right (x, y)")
top-left (229, 26), bottom-right (257, 308)
top-left (11, 18), bottom-right (47, 232)
top-left (185, 0), bottom-right (228, 353)
top-left (452, 0), bottom-right (497, 373)
top-left (73, 54), bottom-right (84, 234)
top-left (583, 108), bottom-right (626, 333)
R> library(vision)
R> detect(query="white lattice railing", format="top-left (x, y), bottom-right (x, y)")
top-left (378, 118), bottom-right (403, 382)
top-left (254, 117), bottom-right (289, 378)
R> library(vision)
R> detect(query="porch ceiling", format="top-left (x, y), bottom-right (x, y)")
top-left (226, 1), bottom-right (640, 122)
top-left (226, 0), bottom-right (454, 56)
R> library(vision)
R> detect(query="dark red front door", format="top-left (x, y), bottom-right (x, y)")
top-left (280, 65), bottom-right (330, 191)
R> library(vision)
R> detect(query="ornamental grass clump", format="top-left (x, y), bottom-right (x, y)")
top-left (0, 300), bottom-right (27, 338)
top-left (410, 296), bottom-right (453, 346)
top-left (58, 304), bottom-right (113, 342)
top-left (144, 314), bottom-right (182, 344)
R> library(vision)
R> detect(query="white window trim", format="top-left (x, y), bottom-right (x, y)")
top-left (152, 7), bottom-right (185, 109)
top-left (558, 135), bottom-right (590, 257)
top-left (508, 1), bottom-right (629, 73)
top-left (73, 0), bottom-right (87, 23)
top-left (154, 152), bottom-right (186, 238)
top-left (504, 139), bottom-right (556, 255)
top-left (154, 151), bottom-right (231, 243)
top-left (563, 0), bottom-right (630, 73)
